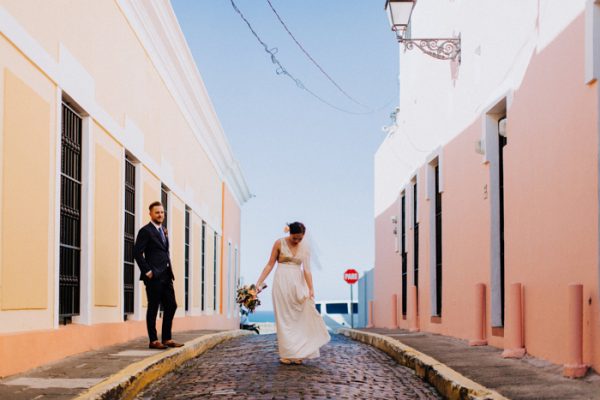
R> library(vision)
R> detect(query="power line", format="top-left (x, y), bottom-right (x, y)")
top-left (266, 0), bottom-right (370, 110)
top-left (230, 0), bottom-right (374, 115)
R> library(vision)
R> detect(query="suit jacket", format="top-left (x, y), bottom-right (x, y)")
top-left (133, 222), bottom-right (175, 281)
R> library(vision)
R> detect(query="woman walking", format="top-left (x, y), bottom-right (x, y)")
top-left (255, 222), bottom-right (330, 364)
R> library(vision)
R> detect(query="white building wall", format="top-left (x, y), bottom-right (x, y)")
top-left (375, 0), bottom-right (587, 216)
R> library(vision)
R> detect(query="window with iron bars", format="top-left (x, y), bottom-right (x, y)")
top-left (185, 207), bottom-right (191, 312)
top-left (123, 157), bottom-right (136, 318)
top-left (213, 232), bottom-right (218, 311)
top-left (59, 102), bottom-right (82, 324)
top-left (161, 185), bottom-right (169, 228)
top-left (401, 193), bottom-right (407, 317)
top-left (159, 184), bottom-right (169, 315)
top-left (201, 221), bottom-right (206, 311)
top-left (413, 181), bottom-right (419, 288)
top-left (498, 117), bottom-right (507, 326)
top-left (434, 164), bottom-right (443, 316)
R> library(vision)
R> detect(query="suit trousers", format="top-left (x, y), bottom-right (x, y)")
top-left (144, 274), bottom-right (178, 342)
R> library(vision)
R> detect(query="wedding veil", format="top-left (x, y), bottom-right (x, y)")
top-left (301, 229), bottom-right (323, 271)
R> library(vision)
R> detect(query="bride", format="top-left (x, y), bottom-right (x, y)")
top-left (255, 222), bottom-right (330, 364)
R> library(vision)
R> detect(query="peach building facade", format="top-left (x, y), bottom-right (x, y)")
top-left (374, 0), bottom-right (600, 374)
top-left (0, 0), bottom-right (250, 377)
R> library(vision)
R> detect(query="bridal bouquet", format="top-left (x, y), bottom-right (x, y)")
top-left (236, 283), bottom-right (266, 314)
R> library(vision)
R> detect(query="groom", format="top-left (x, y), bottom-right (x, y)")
top-left (134, 201), bottom-right (183, 349)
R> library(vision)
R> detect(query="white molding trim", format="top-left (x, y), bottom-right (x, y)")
top-left (407, 180), bottom-right (414, 231)
top-left (425, 148), bottom-right (443, 199)
top-left (119, 149), bottom-right (127, 321)
top-left (412, 173), bottom-right (420, 225)
top-left (115, 0), bottom-right (251, 207)
top-left (585, 0), bottom-right (600, 84)
top-left (234, 245), bottom-right (239, 318)
top-left (74, 113), bottom-right (94, 326)
top-left (0, 7), bottom-right (60, 81)
top-left (227, 240), bottom-right (232, 318)
top-left (393, 195), bottom-right (400, 254)
top-left (482, 95), bottom-right (509, 164)
top-left (399, 188), bottom-right (407, 255)
top-left (53, 88), bottom-right (62, 329)
top-left (597, 79), bottom-right (600, 309)
top-left (484, 100), bottom-right (506, 328)
top-left (133, 158), bottom-right (144, 321)
top-left (426, 157), bottom-right (442, 317)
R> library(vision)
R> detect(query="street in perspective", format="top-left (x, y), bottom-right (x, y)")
top-left (1, 0), bottom-right (600, 399)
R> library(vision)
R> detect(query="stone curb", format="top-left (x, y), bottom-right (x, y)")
top-left (338, 328), bottom-right (509, 400)
top-left (75, 330), bottom-right (253, 400)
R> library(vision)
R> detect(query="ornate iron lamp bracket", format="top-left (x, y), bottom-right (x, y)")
top-left (395, 31), bottom-right (461, 63)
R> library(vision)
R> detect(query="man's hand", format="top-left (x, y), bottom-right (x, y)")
top-left (146, 271), bottom-right (154, 279)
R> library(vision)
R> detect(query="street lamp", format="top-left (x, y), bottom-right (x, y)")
top-left (384, 0), bottom-right (461, 63)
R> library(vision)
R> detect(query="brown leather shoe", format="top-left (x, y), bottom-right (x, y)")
top-left (149, 340), bottom-right (167, 349)
top-left (162, 340), bottom-right (184, 348)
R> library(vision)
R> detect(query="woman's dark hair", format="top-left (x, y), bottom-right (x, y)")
top-left (288, 221), bottom-right (306, 235)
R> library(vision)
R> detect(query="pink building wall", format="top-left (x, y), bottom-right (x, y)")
top-left (505, 14), bottom-right (599, 368)
top-left (374, 202), bottom-right (403, 329)
top-left (374, 14), bottom-right (600, 371)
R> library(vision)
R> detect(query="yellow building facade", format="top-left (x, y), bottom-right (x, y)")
top-left (0, 0), bottom-right (250, 377)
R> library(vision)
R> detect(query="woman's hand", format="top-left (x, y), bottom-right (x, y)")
top-left (309, 288), bottom-right (315, 299)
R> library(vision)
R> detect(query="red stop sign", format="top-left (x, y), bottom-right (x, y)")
top-left (344, 269), bottom-right (359, 284)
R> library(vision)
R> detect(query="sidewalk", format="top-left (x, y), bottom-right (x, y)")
top-left (0, 329), bottom-right (224, 400)
top-left (358, 328), bottom-right (600, 400)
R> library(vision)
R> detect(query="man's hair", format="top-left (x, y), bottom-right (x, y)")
top-left (149, 201), bottom-right (163, 211)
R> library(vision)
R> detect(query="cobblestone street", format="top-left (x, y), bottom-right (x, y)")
top-left (137, 334), bottom-right (442, 399)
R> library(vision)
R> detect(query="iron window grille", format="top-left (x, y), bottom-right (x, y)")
top-left (435, 165), bottom-right (443, 316)
top-left (213, 232), bottom-right (218, 311)
top-left (498, 118), bottom-right (507, 326)
top-left (59, 102), bottom-right (82, 323)
top-left (413, 181), bottom-right (419, 288)
top-left (184, 207), bottom-right (191, 311)
top-left (401, 194), bottom-right (407, 316)
top-left (123, 157), bottom-right (136, 317)
top-left (201, 222), bottom-right (206, 311)
top-left (159, 185), bottom-right (169, 314)
top-left (161, 185), bottom-right (169, 228)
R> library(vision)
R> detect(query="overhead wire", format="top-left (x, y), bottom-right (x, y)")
top-left (230, 0), bottom-right (379, 115)
top-left (265, 0), bottom-right (370, 110)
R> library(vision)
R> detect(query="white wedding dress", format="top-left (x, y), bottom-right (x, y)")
top-left (272, 238), bottom-right (330, 359)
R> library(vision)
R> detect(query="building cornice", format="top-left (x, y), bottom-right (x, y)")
top-left (117, 0), bottom-right (251, 207)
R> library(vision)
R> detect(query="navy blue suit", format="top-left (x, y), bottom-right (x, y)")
top-left (134, 222), bottom-right (177, 342)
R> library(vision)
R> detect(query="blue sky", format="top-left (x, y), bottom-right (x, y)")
top-left (172, 0), bottom-right (399, 308)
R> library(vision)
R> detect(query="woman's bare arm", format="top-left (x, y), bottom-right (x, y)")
top-left (302, 247), bottom-right (315, 299)
top-left (256, 240), bottom-right (280, 289)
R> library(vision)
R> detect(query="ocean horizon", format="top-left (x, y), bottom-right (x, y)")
top-left (247, 310), bottom-right (275, 323)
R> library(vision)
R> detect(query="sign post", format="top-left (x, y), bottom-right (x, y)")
top-left (343, 268), bottom-right (359, 328)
